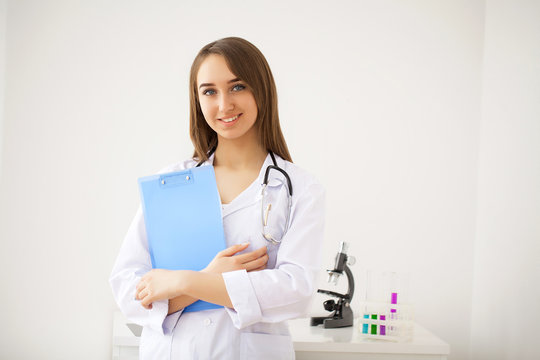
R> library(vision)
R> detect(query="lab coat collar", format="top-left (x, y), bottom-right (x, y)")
top-left (198, 152), bottom-right (284, 186)
top-left (219, 152), bottom-right (286, 218)
top-left (197, 152), bottom-right (215, 167)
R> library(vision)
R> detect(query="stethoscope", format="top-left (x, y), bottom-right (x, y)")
top-left (197, 148), bottom-right (293, 244)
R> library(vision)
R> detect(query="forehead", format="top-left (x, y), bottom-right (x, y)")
top-left (197, 54), bottom-right (236, 85)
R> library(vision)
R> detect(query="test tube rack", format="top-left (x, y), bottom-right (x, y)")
top-left (358, 301), bottom-right (414, 342)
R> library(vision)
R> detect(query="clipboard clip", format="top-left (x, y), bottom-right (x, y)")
top-left (159, 171), bottom-right (194, 188)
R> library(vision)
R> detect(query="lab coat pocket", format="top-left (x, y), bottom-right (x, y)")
top-left (240, 332), bottom-right (295, 360)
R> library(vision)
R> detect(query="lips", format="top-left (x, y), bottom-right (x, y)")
top-left (219, 113), bottom-right (241, 122)
top-left (218, 113), bottom-right (242, 126)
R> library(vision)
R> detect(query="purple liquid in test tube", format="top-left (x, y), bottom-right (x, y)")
top-left (391, 292), bottom-right (398, 320)
top-left (380, 315), bottom-right (386, 335)
top-left (390, 291), bottom-right (398, 335)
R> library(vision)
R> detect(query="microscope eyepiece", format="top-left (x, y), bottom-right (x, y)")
top-left (338, 241), bottom-right (348, 255)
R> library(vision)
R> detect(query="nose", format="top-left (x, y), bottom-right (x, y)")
top-left (218, 92), bottom-right (234, 113)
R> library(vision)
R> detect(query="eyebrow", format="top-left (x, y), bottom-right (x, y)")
top-left (199, 77), bottom-right (242, 89)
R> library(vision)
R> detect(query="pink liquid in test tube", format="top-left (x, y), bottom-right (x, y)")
top-left (390, 293), bottom-right (398, 335)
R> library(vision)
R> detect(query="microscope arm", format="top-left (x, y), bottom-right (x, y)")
top-left (344, 264), bottom-right (354, 300)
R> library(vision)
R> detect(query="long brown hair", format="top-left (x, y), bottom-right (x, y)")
top-left (189, 37), bottom-right (292, 163)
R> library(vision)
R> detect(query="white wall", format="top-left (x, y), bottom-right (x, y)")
top-left (0, 0), bottom-right (6, 183)
top-left (0, 1), bottom-right (520, 359)
top-left (470, 1), bottom-right (540, 359)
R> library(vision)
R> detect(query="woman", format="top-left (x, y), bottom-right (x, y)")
top-left (110, 37), bottom-right (325, 359)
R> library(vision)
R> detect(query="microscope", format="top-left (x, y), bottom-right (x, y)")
top-left (311, 241), bottom-right (356, 328)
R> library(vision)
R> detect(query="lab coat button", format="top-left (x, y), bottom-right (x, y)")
top-left (204, 318), bottom-right (212, 326)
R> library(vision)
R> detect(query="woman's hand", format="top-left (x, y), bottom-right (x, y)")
top-left (203, 243), bottom-right (268, 274)
top-left (135, 243), bottom-right (267, 309)
top-left (135, 269), bottom-right (183, 310)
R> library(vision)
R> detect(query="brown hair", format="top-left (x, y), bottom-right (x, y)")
top-left (189, 37), bottom-right (292, 163)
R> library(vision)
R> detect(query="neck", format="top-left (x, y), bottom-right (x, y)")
top-left (214, 133), bottom-right (267, 170)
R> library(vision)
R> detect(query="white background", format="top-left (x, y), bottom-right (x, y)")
top-left (0, 1), bottom-right (538, 359)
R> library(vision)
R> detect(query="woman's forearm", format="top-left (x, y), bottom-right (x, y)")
top-left (179, 271), bottom-right (233, 309)
top-left (168, 271), bottom-right (233, 315)
top-left (168, 295), bottom-right (198, 315)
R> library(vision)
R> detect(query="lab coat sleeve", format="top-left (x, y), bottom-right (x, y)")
top-left (223, 182), bottom-right (325, 329)
top-left (109, 205), bottom-right (183, 336)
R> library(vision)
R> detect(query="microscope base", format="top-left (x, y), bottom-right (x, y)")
top-left (310, 303), bottom-right (354, 328)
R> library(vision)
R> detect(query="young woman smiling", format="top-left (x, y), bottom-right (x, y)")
top-left (110, 37), bottom-right (325, 360)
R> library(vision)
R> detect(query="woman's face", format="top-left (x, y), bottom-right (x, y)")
top-left (197, 54), bottom-right (258, 142)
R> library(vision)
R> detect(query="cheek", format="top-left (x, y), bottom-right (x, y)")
top-left (198, 99), bottom-right (215, 122)
top-left (243, 94), bottom-right (258, 120)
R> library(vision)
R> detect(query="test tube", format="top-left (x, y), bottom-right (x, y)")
top-left (389, 308), bottom-right (397, 335)
top-left (362, 314), bottom-right (369, 334)
top-left (389, 272), bottom-right (398, 335)
top-left (370, 314), bottom-right (377, 334)
top-left (390, 292), bottom-right (398, 318)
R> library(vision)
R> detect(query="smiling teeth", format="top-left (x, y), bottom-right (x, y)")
top-left (222, 115), bottom-right (239, 123)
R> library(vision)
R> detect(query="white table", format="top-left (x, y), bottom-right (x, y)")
top-left (290, 317), bottom-right (449, 360)
top-left (113, 312), bottom-right (450, 360)
top-left (113, 312), bottom-right (140, 360)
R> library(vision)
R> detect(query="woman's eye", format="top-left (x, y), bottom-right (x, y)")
top-left (202, 84), bottom-right (244, 96)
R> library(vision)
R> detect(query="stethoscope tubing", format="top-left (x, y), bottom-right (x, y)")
top-left (197, 147), bottom-right (293, 244)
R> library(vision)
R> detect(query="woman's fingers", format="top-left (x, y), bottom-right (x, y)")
top-left (244, 253), bottom-right (269, 271)
top-left (236, 246), bottom-right (267, 263)
top-left (218, 243), bottom-right (250, 257)
top-left (137, 287), bottom-right (149, 301)
top-left (135, 277), bottom-right (148, 300)
top-left (141, 293), bottom-right (153, 308)
top-left (205, 244), bottom-right (268, 274)
top-left (139, 286), bottom-right (157, 309)
top-left (136, 280), bottom-right (145, 292)
top-left (135, 285), bottom-right (143, 300)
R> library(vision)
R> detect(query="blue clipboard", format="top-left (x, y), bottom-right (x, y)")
top-left (138, 165), bottom-right (225, 312)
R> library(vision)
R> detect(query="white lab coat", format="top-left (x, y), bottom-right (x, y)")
top-left (109, 153), bottom-right (326, 360)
